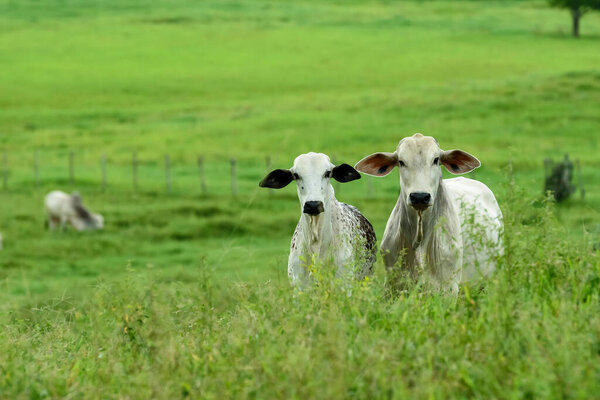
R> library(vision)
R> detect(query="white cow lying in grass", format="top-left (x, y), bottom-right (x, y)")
top-left (260, 152), bottom-right (376, 286)
top-left (45, 190), bottom-right (104, 231)
top-left (355, 134), bottom-right (503, 293)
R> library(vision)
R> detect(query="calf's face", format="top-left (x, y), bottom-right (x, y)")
top-left (260, 153), bottom-right (360, 215)
top-left (355, 133), bottom-right (480, 212)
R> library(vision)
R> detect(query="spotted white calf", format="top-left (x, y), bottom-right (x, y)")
top-left (260, 152), bottom-right (376, 286)
top-left (45, 190), bottom-right (104, 231)
top-left (355, 134), bottom-right (503, 293)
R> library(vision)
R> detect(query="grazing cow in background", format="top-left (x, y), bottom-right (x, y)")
top-left (45, 190), bottom-right (104, 231)
top-left (260, 152), bottom-right (376, 287)
top-left (355, 134), bottom-right (503, 294)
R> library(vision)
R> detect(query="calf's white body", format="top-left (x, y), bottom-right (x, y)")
top-left (45, 190), bottom-right (104, 231)
top-left (288, 198), bottom-right (376, 286)
top-left (445, 177), bottom-right (503, 281)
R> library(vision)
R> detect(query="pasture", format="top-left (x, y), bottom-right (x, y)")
top-left (0, 0), bottom-right (599, 398)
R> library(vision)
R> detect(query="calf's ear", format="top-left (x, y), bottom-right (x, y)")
top-left (332, 163), bottom-right (361, 183)
top-left (441, 150), bottom-right (481, 174)
top-left (354, 152), bottom-right (398, 177)
top-left (259, 169), bottom-right (294, 189)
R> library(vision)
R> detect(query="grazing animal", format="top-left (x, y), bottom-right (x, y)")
top-left (260, 152), bottom-right (376, 286)
top-left (355, 134), bottom-right (503, 293)
top-left (45, 190), bottom-right (104, 231)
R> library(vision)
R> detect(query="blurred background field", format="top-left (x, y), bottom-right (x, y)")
top-left (0, 0), bottom-right (599, 398)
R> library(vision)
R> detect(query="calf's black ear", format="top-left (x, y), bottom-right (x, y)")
top-left (259, 169), bottom-right (294, 189)
top-left (332, 163), bottom-right (361, 183)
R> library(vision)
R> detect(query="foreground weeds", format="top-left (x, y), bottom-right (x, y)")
top-left (1, 190), bottom-right (599, 399)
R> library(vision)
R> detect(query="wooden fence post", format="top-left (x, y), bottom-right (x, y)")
top-left (101, 153), bottom-right (107, 192)
top-left (69, 151), bottom-right (74, 187)
top-left (165, 154), bottom-right (172, 194)
top-left (230, 158), bottom-right (237, 196)
top-left (132, 151), bottom-right (138, 192)
top-left (198, 155), bottom-right (207, 195)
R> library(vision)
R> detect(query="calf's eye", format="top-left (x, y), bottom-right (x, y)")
top-left (324, 171), bottom-right (331, 178)
top-left (433, 157), bottom-right (439, 165)
top-left (399, 161), bottom-right (406, 167)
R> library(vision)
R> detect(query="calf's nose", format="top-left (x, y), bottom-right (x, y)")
top-left (303, 201), bottom-right (324, 215)
top-left (409, 192), bottom-right (431, 206)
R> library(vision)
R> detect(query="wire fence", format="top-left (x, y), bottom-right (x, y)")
top-left (0, 150), bottom-right (391, 199)
top-left (4, 150), bottom-right (584, 201)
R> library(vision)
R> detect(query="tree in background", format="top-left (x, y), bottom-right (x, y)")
top-left (549, 0), bottom-right (600, 37)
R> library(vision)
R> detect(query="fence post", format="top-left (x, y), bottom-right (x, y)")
top-left (197, 155), bottom-right (207, 195)
top-left (230, 157), bottom-right (237, 196)
top-left (165, 154), bottom-right (172, 194)
top-left (34, 151), bottom-right (40, 188)
top-left (2, 151), bottom-right (7, 190)
top-left (266, 155), bottom-right (272, 196)
top-left (69, 151), bottom-right (74, 187)
top-left (132, 151), bottom-right (138, 193)
top-left (101, 153), bottom-right (107, 192)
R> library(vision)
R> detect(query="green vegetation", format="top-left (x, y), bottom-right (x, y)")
top-left (0, 0), bottom-right (599, 398)
top-left (549, 0), bottom-right (600, 37)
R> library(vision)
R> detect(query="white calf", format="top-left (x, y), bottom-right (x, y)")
top-left (45, 190), bottom-right (104, 231)
top-left (355, 134), bottom-right (503, 293)
top-left (260, 152), bottom-right (376, 286)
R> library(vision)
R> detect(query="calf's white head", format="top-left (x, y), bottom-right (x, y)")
top-left (90, 213), bottom-right (104, 230)
top-left (355, 133), bottom-right (480, 211)
top-left (259, 152), bottom-right (360, 215)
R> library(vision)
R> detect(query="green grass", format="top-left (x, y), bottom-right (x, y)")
top-left (2, 189), bottom-right (600, 398)
top-left (0, 0), bottom-right (599, 398)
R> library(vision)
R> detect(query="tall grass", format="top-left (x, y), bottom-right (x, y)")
top-left (2, 184), bottom-right (598, 399)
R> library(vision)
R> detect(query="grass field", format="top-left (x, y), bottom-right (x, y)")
top-left (1, 0), bottom-right (599, 398)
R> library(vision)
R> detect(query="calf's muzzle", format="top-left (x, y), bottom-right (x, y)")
top-left (303, 201), bottom-right (324, 215)
top-left (409, 192), bottom-right (431, 210)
